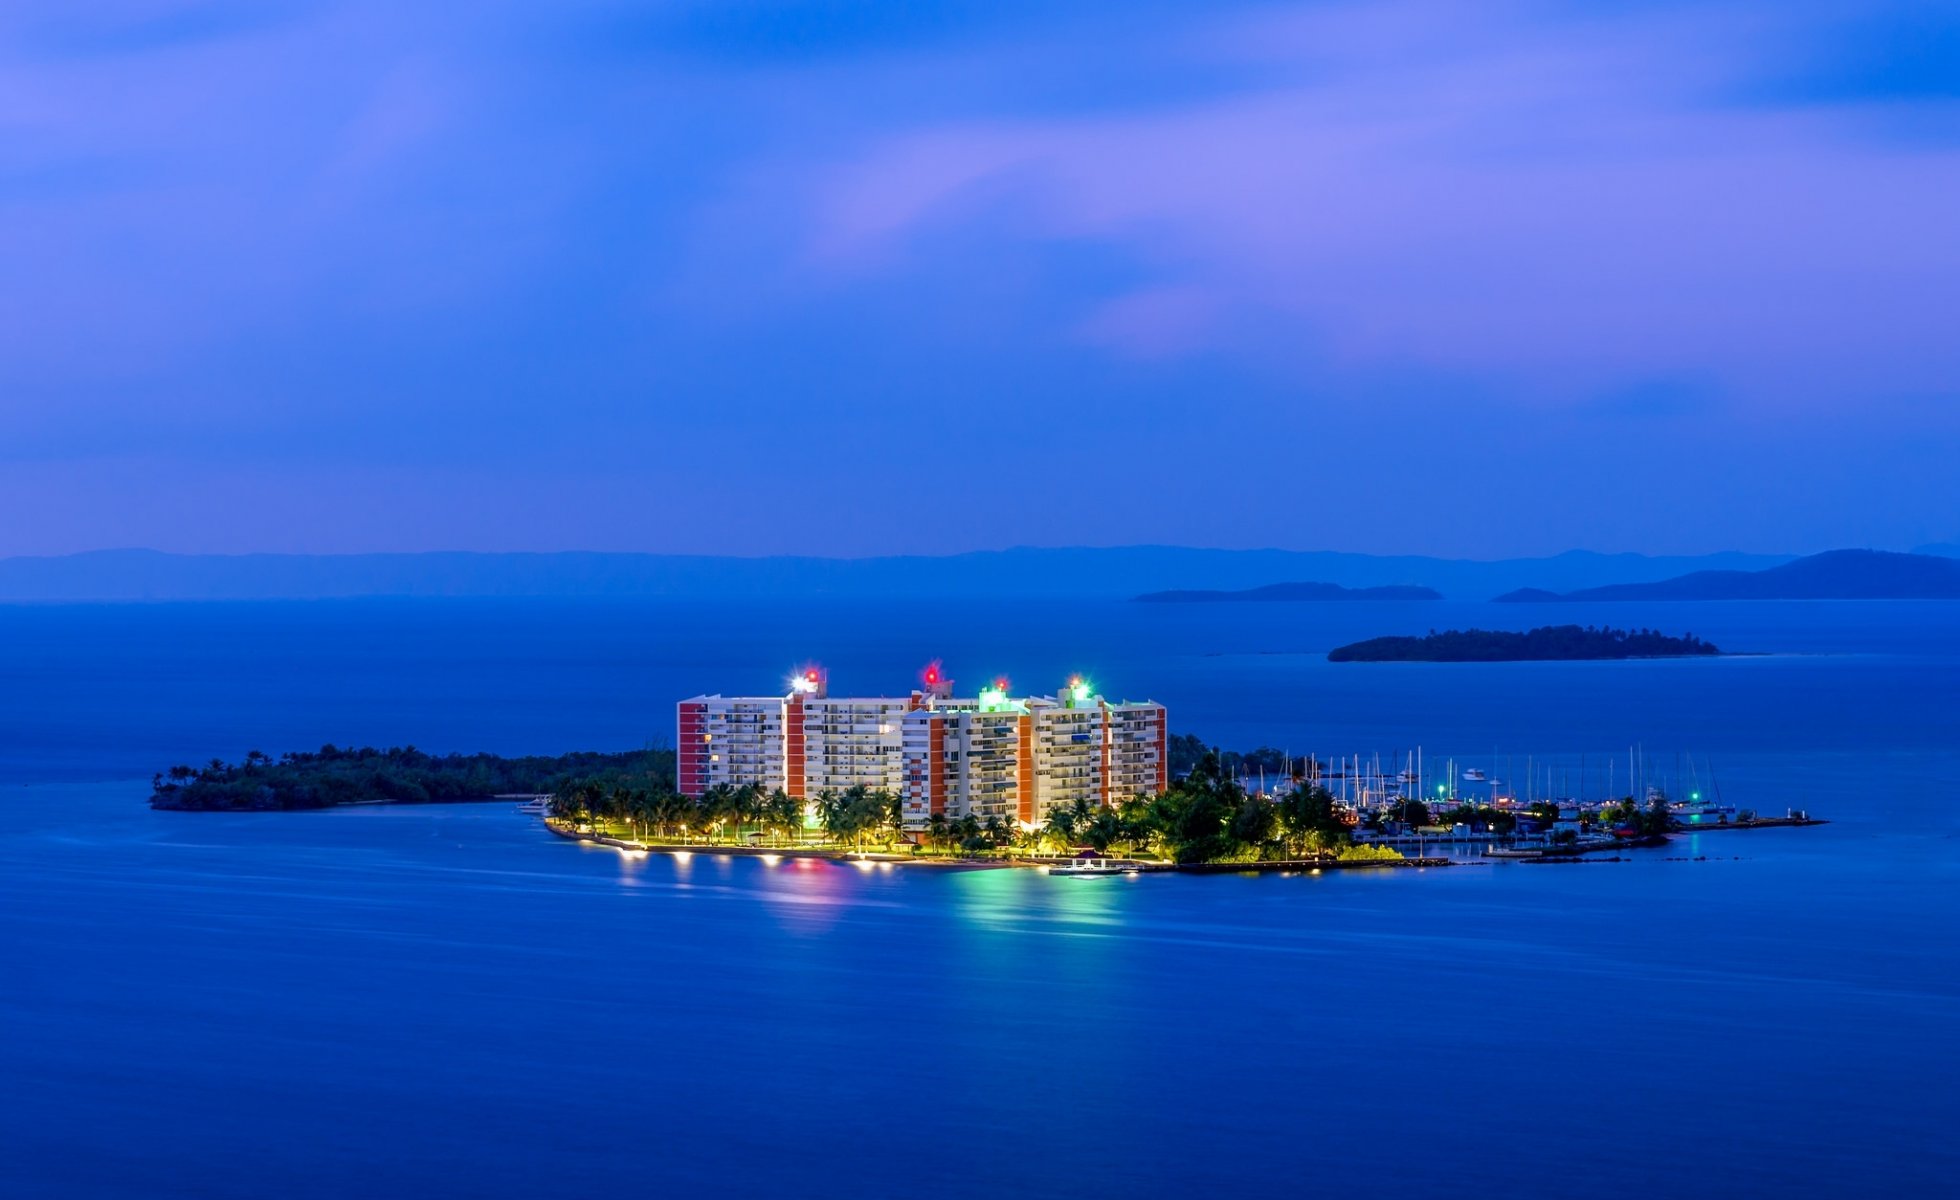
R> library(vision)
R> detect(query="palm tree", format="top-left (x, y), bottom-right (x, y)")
top-left (735, 783), bottom-right (766, 844)
top-left (1042, 805), bottom-right (1079, 855)
top-left (1084, 810), bottom-right (1123, 853)
top-left (765, 789), bottom-right (801, 845)
top-left (875, 789), bottom-right (903, 848)
top-left (610, 784), bottom-right (636, 840)
top-left (699, 784), bottom-right (737, 844)
top-left (814, 789), bottom-right (847, 845)
top-left (651, 789), bottom-right (691, 841)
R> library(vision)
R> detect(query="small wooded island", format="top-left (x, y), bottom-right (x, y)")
top-left (1328, 624), bottom-right (1722, 662)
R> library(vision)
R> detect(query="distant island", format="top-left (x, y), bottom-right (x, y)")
top-left (1137, 581), bottom-right (1441, 603)
top-left (1495, 549), bottom-right (1960, 602)
top-left (1328, 625), bottom-right (1722, 662)
top-left (150, 745), bottom-right (675, 811)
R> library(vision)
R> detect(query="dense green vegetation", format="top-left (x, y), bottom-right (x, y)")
top-left (551, 779), bottom-right (903, 849)
top-left (1607, 792), bottom-right (1678, 836)
top-left (1328, 624), bottom-right (1721, 662)
top-left (150, 745), bottom-right (675, 811)
top-left (551, 749), bottom-right (1394, 865)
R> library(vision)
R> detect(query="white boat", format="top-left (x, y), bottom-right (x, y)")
top-left (515, 796), bottom-right (551, 815)
top-left (1049, 855), bottom-right (1138, 877)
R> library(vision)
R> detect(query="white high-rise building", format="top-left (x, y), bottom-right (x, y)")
top-left (679, 668), bottom-right (1168, 832)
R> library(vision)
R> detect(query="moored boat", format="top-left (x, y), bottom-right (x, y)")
top-left (1048, 853), bottom-right (1140, 876)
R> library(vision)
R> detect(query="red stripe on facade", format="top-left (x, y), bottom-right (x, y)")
top-left (929, 718), bottom-right (945, 816)
top-left (1017, 714), bottom-right (1035, 825)
top-left (785, 694), bottom-right (806, 800)
top-left (677, 701), bottom-right (708, 797)
top-left (1154, 713), bottom-right (1168, 794)
top-left (1099, 707), bottom-right (1112, 808)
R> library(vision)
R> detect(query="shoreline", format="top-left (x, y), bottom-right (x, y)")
top-left (541, 820), bottom-right (1451, 873)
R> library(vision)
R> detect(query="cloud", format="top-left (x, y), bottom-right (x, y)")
top-left (0, 0), bottom-right (1956, 555)
top-left (803, 1), bottom-right (1960, 408)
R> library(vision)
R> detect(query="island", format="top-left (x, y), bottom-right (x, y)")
top-left (150, 737), bottom-right (1819, 869)
top-left (1327, 624), bottom-right (1722, 662)
top-left (150, 744), bottom-right (675, 811)
top-left (148, 742), bottom-right (1418, 869)
top-left (1494, 548), bottom-right (1960, 601)
top-left (1136, 581), bottom-right (1441, 603)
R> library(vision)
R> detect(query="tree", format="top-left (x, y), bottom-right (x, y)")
top-left (610, 784), bottom-right (636, 839)
top-left (1277, 784), bottom-right (1347, 853)
top-left (734, 783), bottom-right (766, 843)
top-left (1395, 798), bottom-right (1431, 828)
top-left (765, 789), bottom-right (802, 845)
top-left (652, 789), bottom-right (693, 840)
top-left (699, 784), bottom-right (738, 844)
top-left (1083, 810), bottom-right (1124, 853)
top-left (1229, 796), bottom-right (1278, 849)
top-left (820, 786), bottom-right (888, 850)
top-left (1042, 805), bottom-right (1080, 854)
top-left (1643, 790), bottom-right (1674, 836)
top-left (814, 790), bottom-right (845, 843)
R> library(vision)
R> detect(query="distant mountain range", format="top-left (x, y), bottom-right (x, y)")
top-left (0, 546), bottom-right (1794, 602)
top-left (1494, 550), bottom-right (1960, 602)
top-left (0, 545), bottom-right (1803, 600)
top-left (1137, 582), bottom-right (1441, 602)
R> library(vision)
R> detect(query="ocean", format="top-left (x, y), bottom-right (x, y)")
top-left (2, 598), bottom-right (1956, 1197)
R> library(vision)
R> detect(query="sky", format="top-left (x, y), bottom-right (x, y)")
top-left (2, 0), bottom-right (1957, 559)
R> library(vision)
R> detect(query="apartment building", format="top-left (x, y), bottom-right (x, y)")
top-left (678, 668), bottom-right (1167, 832)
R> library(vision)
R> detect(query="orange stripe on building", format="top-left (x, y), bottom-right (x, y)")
top-left (932, 718), bottom-right (949, 816)
top-left (1099, 706), bottom-right (1112, 809)
top-left (1017, 714), bottom-right (1035, 825)
top-left (785, 694), bottom-right (806, 799)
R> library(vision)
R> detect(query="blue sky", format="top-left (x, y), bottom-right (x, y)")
top-left (2, 0), bottom-right (1956, 557)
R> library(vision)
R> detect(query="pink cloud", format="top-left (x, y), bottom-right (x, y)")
top-left (805, 1), bottom-right (1960, 408)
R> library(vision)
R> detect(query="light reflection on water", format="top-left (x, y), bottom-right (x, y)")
top-left (0, 597), bottom-right (1957, 1198)
top-left (1, 783), bottom-right (1957, 1198)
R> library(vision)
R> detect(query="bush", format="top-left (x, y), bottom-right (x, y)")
top-left (1336, 843), bottom-right (1404, 863)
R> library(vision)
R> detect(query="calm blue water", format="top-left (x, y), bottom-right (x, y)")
top-left (2, 599), bottom-right (1957, 1197)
